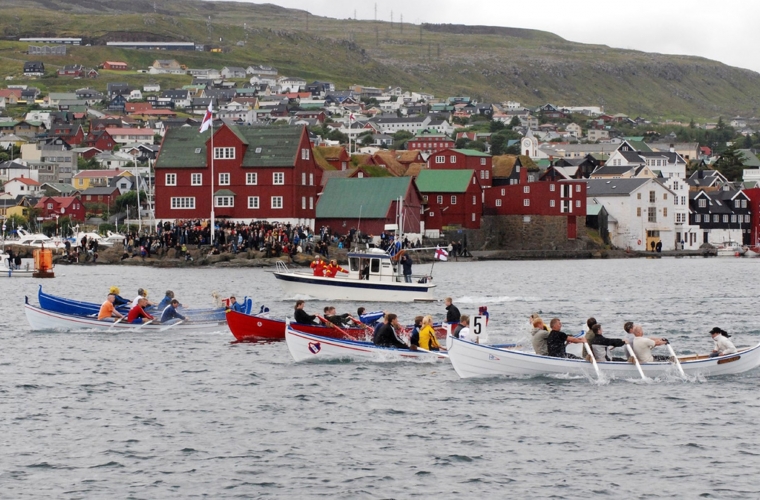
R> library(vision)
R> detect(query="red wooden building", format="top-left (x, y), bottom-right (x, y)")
top-left (407, 131), bottom-right (455, 155)
top-left (103, 61), bottom-right (128, 70)
top-left (35, 196), bottom-right (86, 221)
top-left (82, 130), bottom-right (116, 151)
top-left (416, 169), bottom-right (482, 230)
top-left (49, 124), bottom-right (85, 146)
top-left (484, 166), bottom-right (587, 239)
top-left (743, 186), bottom-right (760, 245)
top-left (154, 124), bottom-right (322, 223)
top-left (426, 148), bottom-right (493, 188)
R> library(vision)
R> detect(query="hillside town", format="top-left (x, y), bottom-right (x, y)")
top-left (2, 42), bottom-right (760, 253)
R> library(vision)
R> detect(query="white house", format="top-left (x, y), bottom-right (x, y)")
top-left (565, 123), bottom-right (582, 138)
top-left (277, 76), bottom-right (306, 93)
top-left (4, 176), bottom-right (41, 197)
top-left (585, 177), bottom-right (677, 251)
top-left (93, 151), bottom-right (134, 169)
top-left (143, 82), bottom-right (161, 93)
top-left (103, 127), bottom-right (155, 145)
top-left (221, 66), bottom-right (247, 79)
top-left (660, 177), bottom-right (700, 249)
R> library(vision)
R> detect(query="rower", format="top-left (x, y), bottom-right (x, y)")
top-left (109, 286), bottom-right (130, 307)
top-left (160, 299), bottom-right (186, 324)
top-left (127, 297), bottom-right (154, 324)
top-left (98, 294), bottom-right (124, 322)
top-left (294, 299), bottom-right (318, 325)
top-left (132, 288), bottom-right (156, 309)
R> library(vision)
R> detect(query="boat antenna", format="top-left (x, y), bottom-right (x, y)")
top-left (355, 204), bottom-right (362, 250)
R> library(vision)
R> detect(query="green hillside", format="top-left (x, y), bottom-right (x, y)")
top-left (1, 0), bottom-right (758, 120)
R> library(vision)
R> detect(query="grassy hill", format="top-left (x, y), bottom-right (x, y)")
top-left (1, 0), bottom-right (759, 120)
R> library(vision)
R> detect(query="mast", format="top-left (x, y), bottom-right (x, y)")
top-left (210, 113), bottom-right (215, 246)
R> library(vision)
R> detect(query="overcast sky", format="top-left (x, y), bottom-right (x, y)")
top-left (232, 0), bottom-right (760, 74)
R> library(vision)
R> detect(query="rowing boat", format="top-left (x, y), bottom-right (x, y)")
top-left (24, 298), bottom-right (226, 332)
top-left (36, 285), bottom-right (231, 322)
top-left (447, 336), bottom-right (760, 379)
top-left (227, 309), bottom-right (371, 342)
top-left (285, 323), bottom-right (448, 362)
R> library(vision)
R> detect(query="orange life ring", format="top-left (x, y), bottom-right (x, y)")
top-left (637, 239), bottom-right (642, 245)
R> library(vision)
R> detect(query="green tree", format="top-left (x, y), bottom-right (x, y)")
top-left (489, 129), bottom-right (521, 155)
top-left (326, 129), bottom-right (348, 143)
top-left (114, 190), bottom-right (147, 212)
top-left (489, 120), bottom-right (505, 133)
top-left (360, 134), bottom-right (374, 146)
top-left (392, 130), bottom-right (414, 142)
top-left (713, 143), bottom-right (746, 181)
top-left (509, 116), bottom-right (521, 128)
top-left (466, 140), bottom-right (487, 152)
top-left (455, 137), bottom-right (469, 149)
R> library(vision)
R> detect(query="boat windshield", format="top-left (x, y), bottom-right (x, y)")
top-left (370, 258), bottom-right (380, 273)
top-left (349, 257), bottom-right (360, 272)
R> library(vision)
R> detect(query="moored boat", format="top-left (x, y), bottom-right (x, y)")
top-left (285, 324), bottom-right (448, 362)
top-left (273, 248), bottom-right (436, 302)
top-left (0, 253), bottom-right (35, 278)
top-left (743, 245), bottom-right (760, 257)
top-left (36, 285), bottom-right (230, 322)
top-left (24, 298), bottom-right (226, 332)
top-left (226, 309), bottom-right (371, 342)
top-left (716, 241), bottom-right (746, 257)
top-left (447, 336), bottom-right (760, 379)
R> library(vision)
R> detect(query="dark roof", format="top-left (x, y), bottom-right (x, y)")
top-left (81, 186), bottom-right (121, 195)
top-left (156, 125), bottom-right (306, 169)
top-left (620, 151), bottom-right (644, 163)
top-left (584, 178), bottom-right (649, 196)
top-left (592, 165), bottom-right (634, 175)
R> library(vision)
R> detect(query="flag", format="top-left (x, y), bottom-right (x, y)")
top-left (349, 113), bottom-right (355, 124)
top-left (435, 247), bottom-right (448, 261)
top-left (199, 102), bottom-right (214, 133)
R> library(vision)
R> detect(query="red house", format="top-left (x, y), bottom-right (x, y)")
top-left (416, 169), bottom-right (482, 230)
top-left (80, 186), bottom-right (122, 210)
top-left (743, 186), bottom-right (760, 245)
top-left (82, 130), bottom-right (116, 151)
top-left (408, 131), bottom-right (455, 155)
top-left (484, 166), bottom-right (586, 239)
top-left (154, 124), bottom-right (322, 222)
top-left (103, 61), bottom-right (128, 70)
top-left (315, 146), bottom-right (351, 171)
top-left (35, 196), bottom-right (86, 222)
top-left (49, 124), bottom-right (85, 146)
top-left (125, 102), bottom-right (154, 114)
top-left (427, 148), bottom-right (493, 188)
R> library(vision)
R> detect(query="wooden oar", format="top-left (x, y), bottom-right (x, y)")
top-left (317, 315), bottom-right (350, 338)
top-left (159, 319), bottom-right (184, 332)
top-left (412, 345), bottom-right (449, 358)
top-left (584, 343), bottom-right (602, 379)
top-left (626, 344), bottom-right (647, 380)
top-left (134, 319), bottom-right (155, 331)
top-left (108, 317), bottom-right (124, 329)
top-left (666, 343), bottom-right (686, 378)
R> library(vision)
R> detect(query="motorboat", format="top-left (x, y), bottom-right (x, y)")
top-left (0, 252), bottom-right (35, 277)
top-left (14, 228), bottom-right (53, 248)
top-left (715, 241), bottom-right (746, 257)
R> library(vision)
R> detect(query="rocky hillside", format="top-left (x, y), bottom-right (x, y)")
top-left (1, 0), bottom-right (758, 119)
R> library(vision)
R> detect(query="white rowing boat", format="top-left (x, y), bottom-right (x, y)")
top-left (447, 336), bottom-right (760, 379)
top-left (285, 323), bottom-right (448, 362)
top-left (24, 298), bottom-right (225, 332)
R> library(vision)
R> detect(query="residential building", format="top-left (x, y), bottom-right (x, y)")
top-left (103, 61), bottom-right (128, 70)
top-left (408, 130), bottom-right (455, 155)
top-left (23, 61), bottom-right (45, 77)
top-left (690, 188), bottom-right (751, 245)
top-left (72, 169), bottom-right (132, 191)
top-left (5, 176), bottom-right (41, 197)
top-left (34, 195), bottom-right (85, 221)
top-left (416, 169), bottom-right (482, 230)
top-left (80, 186), bottom-right (122, 210)
top-left (154, 124), bottom-right (321, 223)
top-left (221, 67), bottom-right (247, 79)
top-left (587, 129), bottom-right (610, 142)
top-left (103, 127), bottom-right (155, 145)
top-left (427, 149), bottom-right (493, 188)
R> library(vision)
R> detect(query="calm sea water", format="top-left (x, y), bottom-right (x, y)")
top-left (2, 257), bottom-right (760, 498)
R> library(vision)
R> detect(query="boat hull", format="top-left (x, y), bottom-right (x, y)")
top-left (24, 301), bottom-right (225, 332)
top-left (226, 309), bottom-right (371, 341)
top-left (447, 336), bottom-right (760, 379)
top-left (285, 325), bottom-right (448, 362)
top-left (273, 271), bottom-right (436, 302)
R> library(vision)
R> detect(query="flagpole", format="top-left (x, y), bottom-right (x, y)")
top-left (210, 107), bottom-right (215, 247)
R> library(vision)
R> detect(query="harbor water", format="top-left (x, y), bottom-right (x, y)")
top-left (2, 257), bottom-right (760, 498)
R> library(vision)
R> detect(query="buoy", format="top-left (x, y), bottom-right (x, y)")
top-left (32, 248), bottom-right (55, 278)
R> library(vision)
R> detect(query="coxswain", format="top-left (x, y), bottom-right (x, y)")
top-left (160, 299), bottom-right (186, 324)
top-left (127, 297), bottom-right (155, 324)
top-left (324, 259), bottom-right (348, 278)
top-left (98, 294), bottom-right (124, 322)
top-left (227, 296), bottom-right (244, 313)
top-left (310, 256), bottom-right (326, 277)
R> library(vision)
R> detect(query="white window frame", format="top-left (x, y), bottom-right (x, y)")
top-left (271, 196), bottom-right (283, 209)
top-left (215, 196), bottom-right (234, 207)
top-left (495, 199), bottom-right (502, 207)
top-left (309, 197), bottom-right (314, 210)
top-left (302, 172), bottom-right (306, 185)
top-left (523, 186), bottom-right (530, 193)
top-left (165, 173), bottom-right (176, 186)
top-left (213, 147), bottom-right (235, 159)
top-left (301, 196), bottom-right (306, 209)
top-left (309, 173), bottom-right (314, 186)
top-left (301, 148), bottom-right (310, 160)
top-left (523, 199), bottom-right (530, 207)
top-left (219, 172), bottom-right (230, 185)
top-left (436, 195), bottom-right (443, 204)
top-left (698, 199), bottom-right (706, 208)
top-left (246, 172), bottom-right (257, 185)
top-left (550, 199), bottom-right (556, 208)
top-left (451, 195), bottom-right (457, 205)
top-left (191, 173), bottom-right (202, 186)
top-left (170, 197), bottom-right (195, 209)
top-left (273, 172), bottom-right (284, 185)
top-left (450, 155), bottom-right (456, 163)
top-left (247, 196), bottom-right (259, 209)
top-left (480, 158), bottom-right (486, 165)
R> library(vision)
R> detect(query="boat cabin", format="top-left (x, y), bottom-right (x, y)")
top-left (347, 248), bottom-right (400, 283)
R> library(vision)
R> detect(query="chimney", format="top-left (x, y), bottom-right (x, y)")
top-left (669, 144), bottom-right (675, 153)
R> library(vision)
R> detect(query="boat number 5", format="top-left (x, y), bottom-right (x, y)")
top-left (472, 315), bottom-right (487, 342)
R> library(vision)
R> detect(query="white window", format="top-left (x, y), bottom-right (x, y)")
top-left (576, 184), bottom-right (581, 192)
top-left (191, 173), bottom-right (202, 186)
top-left (742, 200), bottom-right (748, 208)
top-left (219, 173), bottom-right (230, 185)
top-left (247, 196), bottom-right (259, 209)
top-left (523, 199), bottom-right (530, 206)
top-left (246, 172), bottom-right (257, 185)
top-left (713, 214), bottom-right (719, 223)
top-left (165, 173), bottom-right (176, 186)
top-left (309, 173), bottom-right (314, 186)
top-left (301, 148), bottom-right (310, 160)
top-left (746, 215), bottom-right (751, 223)
top-left (435, 156), bottom-right (444, 163)
top-left (215, 196), bottom-right (234, 207)
top-left (723, 215), bottom-right (728, 223)
top-left (698, 199), bottom-right (706, 208)
top-left (302, 172), bottom-right (306, 185)
top-left (271, 196), bottom-right (283, 209)
top-left (550, 200), bottom-right (556, 208)
top-left (472, 195), bottom-right (476, 205)
top-left (495, 199), bottom-right (502, 207)
top-left (576, 200), bottom-right (581, 207)
top-left (480, 170), bottom-right (485, 179)
top-left (451, 195), bottom-right (457, 205)
top-left (472, 213), bottom-right (476, 222)
top-left (523, 186), bottom-right (530, 193)
top-left (273, 172), bottom-right (284, 185)
top-left (480, 158), bottom-right (486, 165)
top-left (309, 197), bottom-right (314, 210)
top-left (501, 189), bottom-right (505, 196)
top-left (437, 195), bottom-right (443, 204)
top-left (695, 214), bottom-right (701, 222)
top-left (213, 147), bottom-right (235, 159)
top-left (450, 155), bottom-right (456, 163)
top-left (731, 214), bottom-right (737, 223)
top-left (302, 196), bottom-right (306, 209)
top-left (171, 197), bottom-right (195, 209)
top-left (485, 170), bottom-right (489, 179)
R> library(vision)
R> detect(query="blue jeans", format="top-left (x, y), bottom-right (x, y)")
top-left (404, 274), bottom-right (412, 283)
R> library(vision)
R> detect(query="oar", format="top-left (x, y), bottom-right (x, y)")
top-left (584, 343), bottom-right (602, 379)
top-left (108, 317), bottom-right (124, 329)
top-left (317, 315), bottom-right (350, 338)
top-left (666, 342), bottom-right (686, 378)
top-left (414, 345), bottom-right (449, 358)
top-left (134, 319), bottom-right (155, 331)
top-left (625, 344), bottom-right (647, 380)
top-left (159, 319), bottom-right (184, 332)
